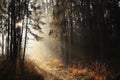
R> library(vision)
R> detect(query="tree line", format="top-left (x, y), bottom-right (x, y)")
top-left (0, 0), bottom-right (44, 61)
top-left (52, 0), bottom-right (120, 65)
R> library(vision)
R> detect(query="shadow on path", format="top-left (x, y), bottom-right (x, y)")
top-left (0, 57), bottom-right (44, 80)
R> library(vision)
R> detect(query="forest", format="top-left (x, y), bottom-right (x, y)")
top-left (0, 0), bottom-right (120, 80)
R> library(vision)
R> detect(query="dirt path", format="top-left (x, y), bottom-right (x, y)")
top-left (27, 57), bottom-right (91, 80)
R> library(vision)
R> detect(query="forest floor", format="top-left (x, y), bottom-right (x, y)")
top-left (27, 56), bottom-right (93, 80)
top-left (0, 55), bottom-right (45, 80)
top-left (0, 55), bottom-right (119, 80)
top-left (28, 56), bottom-right (119, 80)
top-left (0, 56), bottom-right (74, 80)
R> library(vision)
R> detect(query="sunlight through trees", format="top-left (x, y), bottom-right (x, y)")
top-left (0, 0), bottom-right (120, 80)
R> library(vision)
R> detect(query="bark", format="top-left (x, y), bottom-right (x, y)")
top-left (2, 18), bottom-right (4, 56)
top-left (23, 0), bottom-right (29, 61)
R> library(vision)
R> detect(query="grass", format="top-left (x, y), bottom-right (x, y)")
top-left (18, 56), bottom-right (118, 80)
top-left (0, 59), bottom-right (44, 80)
top-left (67, 61), bottom-right (118, 80)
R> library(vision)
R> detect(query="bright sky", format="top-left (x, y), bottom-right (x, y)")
top-left (44, 0), bottom-right (50, 3)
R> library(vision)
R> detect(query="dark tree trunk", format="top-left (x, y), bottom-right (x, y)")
top-left (2, 18), bottom-right (4, 56)
top-left (23, 0), bottom-right (29, 61)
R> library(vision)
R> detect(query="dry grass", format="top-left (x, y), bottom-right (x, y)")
top-left (88, 61), bottom-right (118, 80)
top-left (67, 61), bottom-right (116, 80)
top-left (28, 57), bottom-right (117, 80)
top-left (52, 59), bottom-right (65, 68)
top-left (0, 59), bottom-right (45, 80)
top-left (68, 68), bottom-right (88, 75)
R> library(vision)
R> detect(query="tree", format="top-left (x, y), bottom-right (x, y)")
top-left (52, 0), bottom-right (120, 65)
top-left (0, 0), bottom-right (44, 61)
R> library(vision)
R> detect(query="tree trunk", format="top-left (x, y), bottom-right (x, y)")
top-left (23, 0), bottom-right (29, 61)
top-left (2, 18), bottom-right (4, 56)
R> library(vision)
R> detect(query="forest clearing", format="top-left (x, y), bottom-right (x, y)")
top-left (0, 0), bottom-right (120, 80)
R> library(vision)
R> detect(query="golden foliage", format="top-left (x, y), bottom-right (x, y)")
top-left (68, 68), bottom-right (87, 75)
